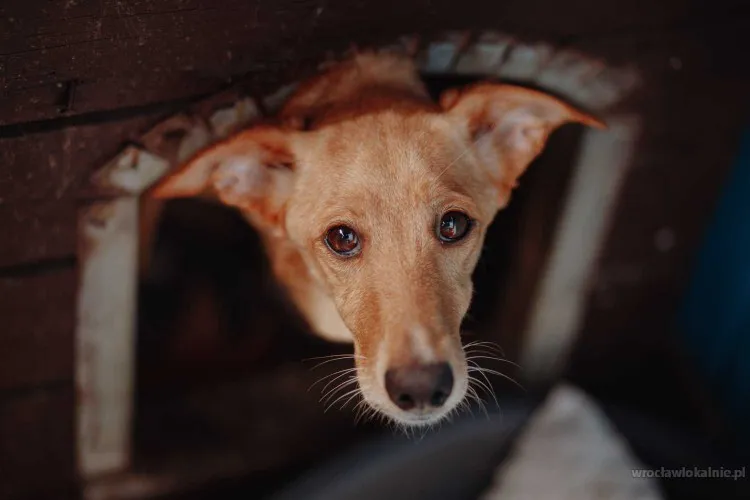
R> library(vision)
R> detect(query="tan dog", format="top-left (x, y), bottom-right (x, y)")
top-left (150, 52), bottom-right (602, 426)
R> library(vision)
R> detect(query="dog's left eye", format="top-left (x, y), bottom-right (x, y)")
top-left (325, 225), bottom-right (361, 257)
top-left (437, 211), bottom-right (472, 243)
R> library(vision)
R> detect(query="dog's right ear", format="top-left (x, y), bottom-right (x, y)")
top-left (441, 84), bottom-right (603, 206)
top-left (150, 126), bottom-right (297, 226)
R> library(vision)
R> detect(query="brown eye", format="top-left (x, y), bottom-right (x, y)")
top-left (325, 225), bottom-right (361, 256)
top-left (438, 211), bottom-right (472, 243)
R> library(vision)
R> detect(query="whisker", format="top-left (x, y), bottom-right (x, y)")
top-left (464, 339), bottom-right (504, 349)
top-left (461, 397), bottom-right (474, 419)
top-left (470, 366), bottom-right (525, 392)
top-left (467, 385), bottom-right (489, 419)
top-left (320, 382), bottom-right (358, 407)
top-left (465, 355), bottom-right (521, 370)
top-left (303, 353), bottom-right (364, 362)
top-left (325, 387), bottom-right (362, 413)
top-left (307, 356), bottom-right (360, 371)
top-left (320, 377), bottom-right (358, 404)
top-left (464, 347), bottom-right (506, 359)
top-left (455, 399), bottom-right (469, 421)
top-left (353, 400), bottom-right (371, 425)
top-left (464, 349), bottom-right (510, 361)
top-left (308, 367), bottom-right (358, 392)
top-left (468, 371), bottom-right (500, 410)
top-left (318, 368), bottom-right (359, 395)
top-left (463, 340), bottom-right (507, 357)
top-left (463, 388), bottom-right (479, 419)
top-left (339, 391), bottom-right (362, 411)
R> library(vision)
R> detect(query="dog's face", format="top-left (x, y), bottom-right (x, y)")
top-left (284, 112), bottom-right (496, 425)
top-left (152, 82), bottom-right (600, 426)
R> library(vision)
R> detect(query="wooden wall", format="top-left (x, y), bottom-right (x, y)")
top-left (1, 0), bottom-right (749, 498)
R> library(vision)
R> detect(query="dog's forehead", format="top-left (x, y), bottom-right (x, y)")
top-left (285, 112), bottom-right (496, 241)
top-left (300, 112), bottom-right (475, 192)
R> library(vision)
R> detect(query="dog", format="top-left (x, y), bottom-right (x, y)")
top-left (150, 52), bottom-right (602, 427)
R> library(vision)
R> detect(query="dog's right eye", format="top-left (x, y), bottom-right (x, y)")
top-left (325, 225), bottom-right (361, 257)
top-left (437, 211), bottom-right (473, 243)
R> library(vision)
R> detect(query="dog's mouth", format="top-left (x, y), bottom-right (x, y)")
top-left (371, 383), bottom-right (469, 427)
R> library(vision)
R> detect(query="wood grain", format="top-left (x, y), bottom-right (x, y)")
top-left (0, 267), bottom-right (77, 391)
top-left (0, 201), bottom-right (78, 268)
top-left (0, 0), bottom-right (712, 127)
top-left (0, 384), bottom-right (77, 499)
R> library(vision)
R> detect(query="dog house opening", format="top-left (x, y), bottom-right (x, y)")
top-left (127, 72), bottom-right (586, 492)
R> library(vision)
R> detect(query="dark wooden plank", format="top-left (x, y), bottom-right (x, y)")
top-left (0, 200), bottom-right (78, 268)
top-left (0, 112), bottom-right (161, 203)
top-left (0, 0), bottom-right (709, 127)
top-left (0, 267), bottom-right (77, 392)
top-left (0, 385), bottom-right (77, 499)
top-left (0, 0), bottom-right (372, 125)
top-left (0, 73), bottom-right (227, 130)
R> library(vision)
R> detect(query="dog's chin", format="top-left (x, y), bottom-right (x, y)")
top-left (388, 410), bottom-right (452, 428)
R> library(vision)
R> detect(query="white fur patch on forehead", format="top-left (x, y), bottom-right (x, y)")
top-left (410, 325), bottom-right (437, 363)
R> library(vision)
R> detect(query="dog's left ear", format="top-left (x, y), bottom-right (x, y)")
top-left (441, 84), bottom-right (604, 202)
top-left (149, 126), bottom-right (298, 230)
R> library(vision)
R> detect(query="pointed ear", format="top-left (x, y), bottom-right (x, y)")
top-left (441, 83), bottom-right (604, 202)
top-left (149, 126), bottom-right (297, 227)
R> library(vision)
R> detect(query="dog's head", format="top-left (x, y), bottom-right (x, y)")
top-left (152, 60), bottom-right (601, 426)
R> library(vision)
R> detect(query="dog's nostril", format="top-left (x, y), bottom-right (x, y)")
top-left (431, 389), bottom-right (449, 407)
top-left (385, 362), bottom-right (454, 411)
top-left (397, 393), bottom-right (416, 410)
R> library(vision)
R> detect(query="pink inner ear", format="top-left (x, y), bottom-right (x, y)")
top-left (511, 123), bottom-right (546, 153)
top-left (212, 156), bottom-right (268, 204)
top-left (497, 112), bottom-right (548, 154)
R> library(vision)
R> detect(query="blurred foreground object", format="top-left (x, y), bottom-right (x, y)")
top-left (483, 385), bottom-right (660, 500)
top-left (271, 385), bottom-right (662, 500)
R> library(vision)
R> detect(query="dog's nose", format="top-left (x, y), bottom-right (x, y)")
top-left (385, 362), bottom-right (454, 410)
